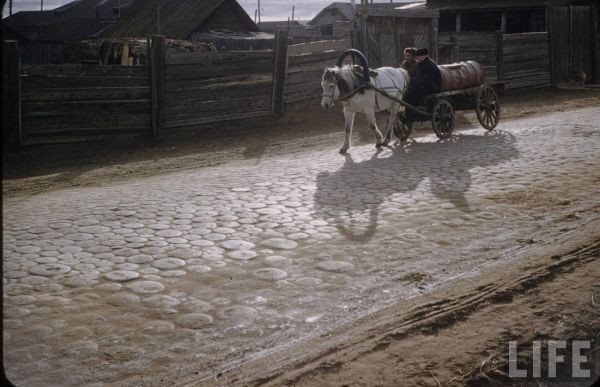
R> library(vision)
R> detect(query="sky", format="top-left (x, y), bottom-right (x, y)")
top-left (2, 0), bottom-right (408, 22)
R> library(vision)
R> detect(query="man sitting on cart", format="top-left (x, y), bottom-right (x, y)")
top-left (400, 47), bottom-right (418, 78)
top-left (403, 48), bottom-right (443, 124)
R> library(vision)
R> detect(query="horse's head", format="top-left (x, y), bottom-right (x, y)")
top-left (321, 67), bottom-right (339, 111)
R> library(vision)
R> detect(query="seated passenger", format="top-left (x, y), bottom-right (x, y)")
top-left (403, 48), bottom-right (443, 123)
top-left (400, 47), bottom-right (417, 78)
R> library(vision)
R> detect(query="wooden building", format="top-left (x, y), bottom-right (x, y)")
top-left (103, 0), bottom-right (259, 40)
top-left (3, 0), bottom-right (262, 62)
top-left (429, 0), bottom-right (599, 85)
top-left (308, 2), bottom-right (356, 37)
top-left (354, 0), bottom-right (598, 87)
top-left (352, 2), bottom-right (439, 68)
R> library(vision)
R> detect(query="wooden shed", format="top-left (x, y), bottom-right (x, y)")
top-left (308, 2), bottom-right (356, 36)
top-left (428, 0), bottom-right (599, 85)
top-left (103, 0), bottom-right (259, 39)
top-left (352, 1), bottom-right (439, 68)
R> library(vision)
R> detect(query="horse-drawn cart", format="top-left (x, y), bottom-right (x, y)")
top-left (323, 50), bottom-right (502, 153)
top-left (393, 82), bottom-right (501, 141)
top-left (333, 49), bottom-right (501, 142)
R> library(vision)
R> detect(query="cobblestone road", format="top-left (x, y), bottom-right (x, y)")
top-left (3, 107), bottom-right (600, 385)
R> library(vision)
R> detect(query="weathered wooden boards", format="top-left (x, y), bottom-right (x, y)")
top-left (439, 32), bottom-right (499, 84)
top-left (438, 31), bottom-right (551, 89)
top-left (20, 64), bottom-right (151, 144)
top-left (2, 41), bottom-right (21, 149)
top-left (163, 49), bottom-right (274, 129)
top-left (283, 48), bottom-right (348, 111)
top-left (502, 32), bottom-right (551, 89)
top-left (287, 39), bottom-right (351, 56)
top-left (271, 30), bottom-right (289, 120)
top-left (151, 35), bottom-right (165, 136)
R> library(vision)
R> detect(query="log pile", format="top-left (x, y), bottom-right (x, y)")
top-left (59, 39), bottom-right (217, 65)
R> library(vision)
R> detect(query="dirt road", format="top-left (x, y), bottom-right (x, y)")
top-left (2, 89), bottom-right (600, 386)
top-left (3, 87), bottom-right (599, 197)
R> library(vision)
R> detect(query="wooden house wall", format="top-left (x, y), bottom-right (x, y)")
top-left (283, 42), bottom-right (350, 111)
top-left (438, 32), bottom-right (499, 84)
top-left (20, 42), bottom-right (64, 65)
top-left (163, 51), bottom-right (273, 129)
top-left (502, 32), bottom-right (551, 88)
top-left (19, 65), bottom-right (151, 144)
top-left (311, 9), bottom-right (348, 27)
top-left (570, 6), bottom-right (594, 80)
top-left (548, 4), bottom-right (598, 83)
top-left (365, 16), bottom-right (434, 68)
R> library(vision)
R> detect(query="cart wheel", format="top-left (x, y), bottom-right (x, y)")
top-left (476, 86), bottom-right (500, 130)
top-left (393, 113), bottom-right (412, 142)
top-left (431, 100), bottom-right (455, 139)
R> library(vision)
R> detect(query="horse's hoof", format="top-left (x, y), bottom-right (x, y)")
top-left (339, 147), bottom-right (348, 154)
top-left (375, 143), bottom-right (383, 148)
top-left (382, 139), bottom-right (390, 146)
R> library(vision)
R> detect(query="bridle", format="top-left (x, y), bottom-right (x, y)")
top-left (322, 71), bottom-right (364, 105)
top-left (321, 77), bottom-right (338, 104)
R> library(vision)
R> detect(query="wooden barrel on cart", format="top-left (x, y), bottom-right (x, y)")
top-left (438, 61), bottom-right (485, 92)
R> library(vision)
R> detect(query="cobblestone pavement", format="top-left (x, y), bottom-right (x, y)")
top-left (3, 107), bottom-right (600, 385)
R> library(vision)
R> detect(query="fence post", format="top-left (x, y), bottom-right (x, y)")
top-left (271, 29), bottom-right (288, 120)
top-left (496, 30), bottom-right (504, 82)
top-left (150, 35), bottom-right (165, 137)
top-left (2, 41), bottom-right (21, 150)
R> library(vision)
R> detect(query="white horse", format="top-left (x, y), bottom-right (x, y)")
top-left (321, 65), bottom-right (410, 154)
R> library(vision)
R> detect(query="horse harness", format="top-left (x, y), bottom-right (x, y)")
top-left (330, 67), bottom-right (407, 110)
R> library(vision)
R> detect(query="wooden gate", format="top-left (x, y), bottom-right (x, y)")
top-left (355, 7), bottom-right (439, 68)
top-left (548, 5), bottom-right (597, 84)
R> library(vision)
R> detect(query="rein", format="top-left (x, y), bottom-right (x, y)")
top-left (322, 70), bottom-right (370, 104)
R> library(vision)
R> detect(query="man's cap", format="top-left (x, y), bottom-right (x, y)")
top-left (404, 47), bottom-right (417, 54)
top-left (415, 48), bottom-right (429, 56)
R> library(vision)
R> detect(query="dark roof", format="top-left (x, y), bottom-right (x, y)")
top-left (3, 0), bottom-right (257, 41)
top-left (3, 0), bottom-right (134, 41)
top-left (103, 0), bottom-right (259, 39)
top-left (309, 2), bottom-right (356, 25)
top-left (51, 0), bottom-right (136, 19)
top-left (308, 2), bottom-right (423, 25)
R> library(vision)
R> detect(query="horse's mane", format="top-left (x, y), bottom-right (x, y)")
top-left (324, 66), bottom-right (356, 96)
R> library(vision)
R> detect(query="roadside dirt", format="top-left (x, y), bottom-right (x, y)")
top-left (3, 87), bottom-right (599, 198)
top-left (213, 218), bottom-right (600, 387)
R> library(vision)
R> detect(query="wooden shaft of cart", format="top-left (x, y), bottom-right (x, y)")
top-left (368, 85), bottom-right (430, 117)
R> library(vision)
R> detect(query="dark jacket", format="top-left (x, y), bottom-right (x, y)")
top-left (415, 57), bottom-right (443, 94)
top-left (400, 60), bottom-right (418, 78)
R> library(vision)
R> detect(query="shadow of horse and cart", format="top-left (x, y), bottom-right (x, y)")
top-left (313, 131), bottom-right (519, 241)
top-left (316, 50), bottom-right (511, 241)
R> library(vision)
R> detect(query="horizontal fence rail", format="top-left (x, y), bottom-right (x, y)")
top-left (20, 64), bottom-right (151, 144)
top-left (163, 50), bottom-right (275, 130)
top-left (2, 31), bottom-right (558, 147)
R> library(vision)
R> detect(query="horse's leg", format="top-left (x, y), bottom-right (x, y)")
top-left (382, 102), bottom-right (400, 146)
top-left (340, 107), bottom-right (355, 154)
top-left (366, 110), bottom-right (384, 148)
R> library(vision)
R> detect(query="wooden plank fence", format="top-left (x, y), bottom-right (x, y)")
top-left (163, 49), bottom-right (274, 129)
top-left (3, 36), bottom-right (350, 146)
top-left (19, 64), bottom-right (151, 145)
top-left (501, 32), bottom-right (551, 89)
top-left (4, 30), bottom-right (555, 147)
top-left (284, 39), bottom-right (351, 111)
top-left (438, 32), bottom-right (499, 84)
top-left (438, 31), bottom-right (551, 89)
